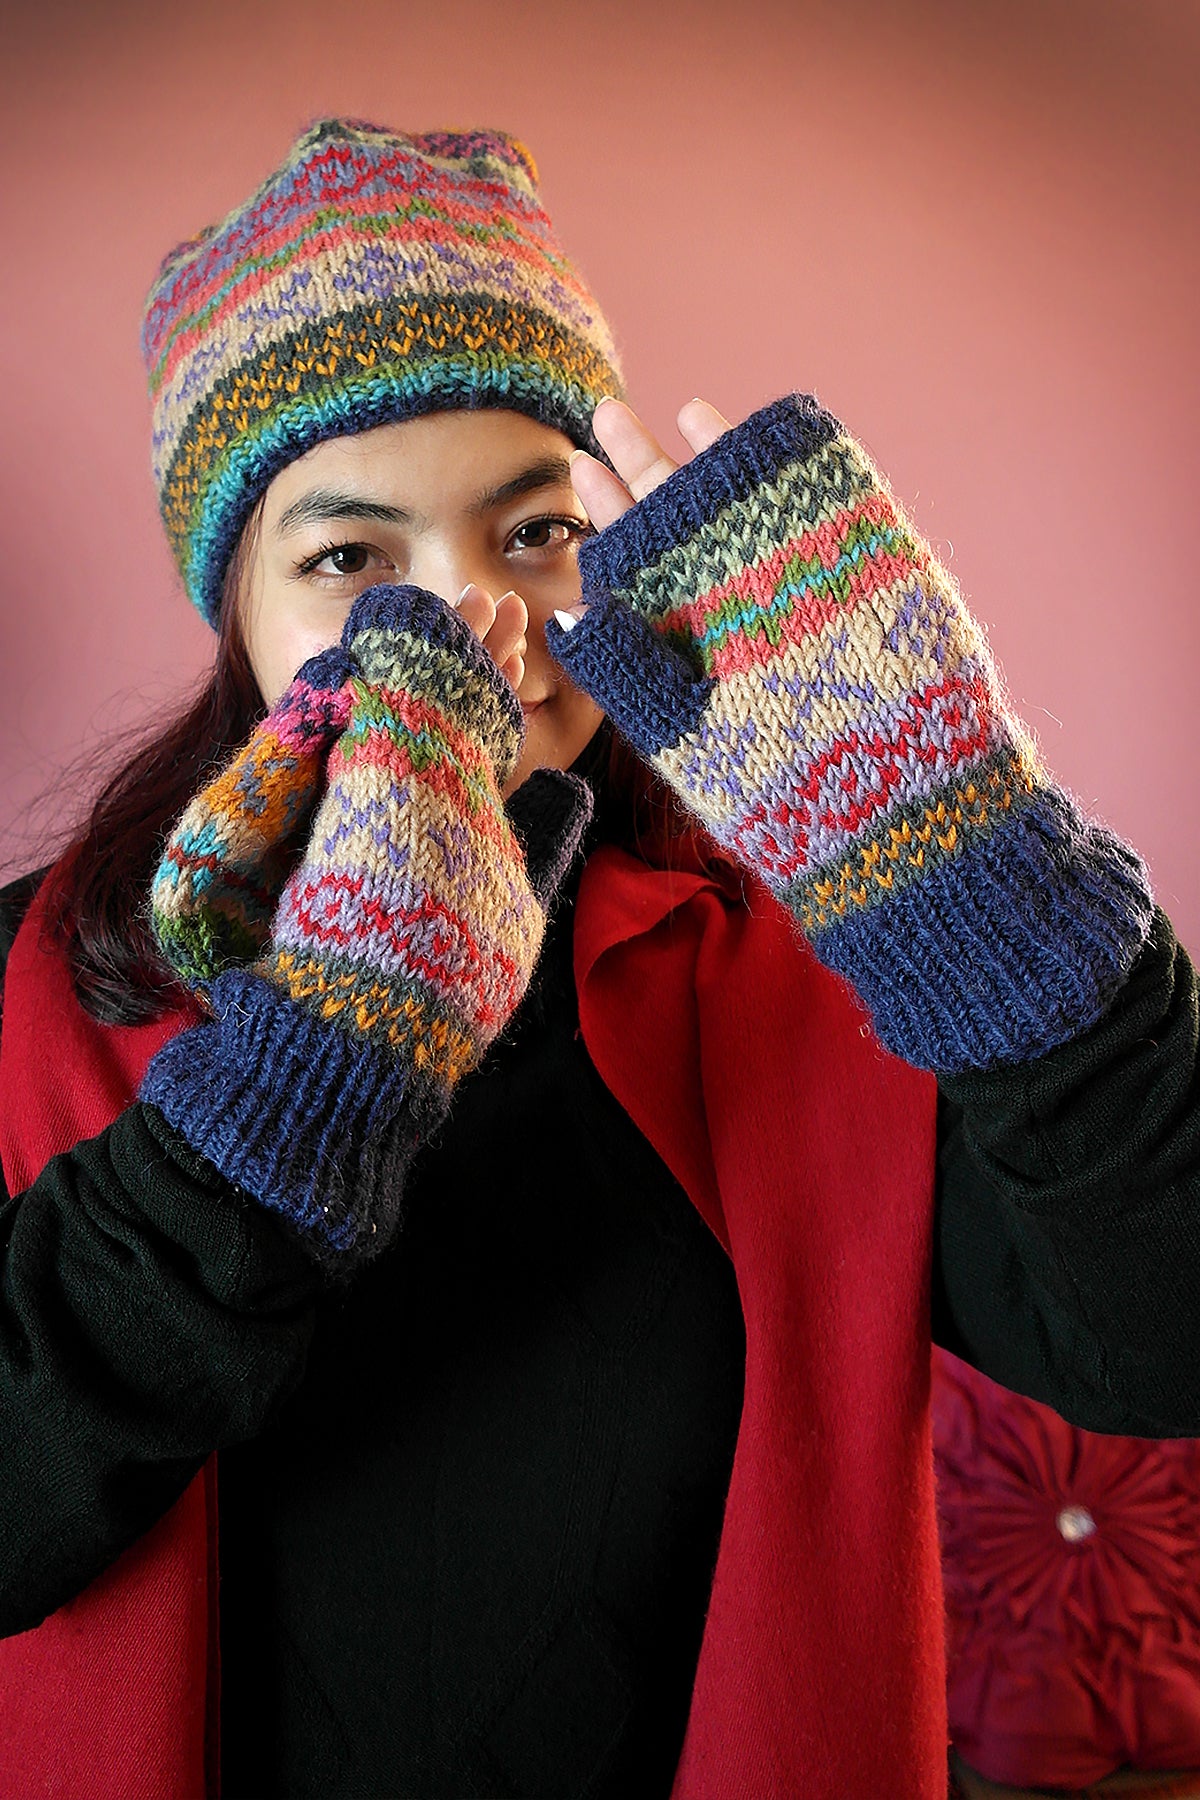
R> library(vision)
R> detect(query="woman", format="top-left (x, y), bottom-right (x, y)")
top-left (0, 117), bottom-right (1196, 1800)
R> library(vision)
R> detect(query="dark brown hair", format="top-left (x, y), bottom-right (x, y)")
top-left (35, 523), bottom-right (266, 1025)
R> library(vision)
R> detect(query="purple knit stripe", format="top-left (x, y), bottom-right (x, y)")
top-left (313, 801), bottom-right (415, 875)
top-left (276, 838), bottom-right (532, 942)
top-left (146, 187), bottom-right (562, 381)
top-left (159, 244), bottom-right (600, 426)
top-left (777, 744), bottom-right (1042, 927)
top-left (668, 655), bottom-right (1015, 864)
top-left (302, 784), bottom-right (521, 891)
top-left (150, 203), bottom-right (576, 386)
top-left (144, 143), bottom-right (553, 361)
top-left (274, 795), bottom-right (531, 952)
top-left (728, 735), bottom-right (1035, 901)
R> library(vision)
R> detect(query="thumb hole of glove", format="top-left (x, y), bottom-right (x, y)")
top-left (504, 769), bottom-right (594, 908)
top-left (544, 594), bottom-right (711, 762)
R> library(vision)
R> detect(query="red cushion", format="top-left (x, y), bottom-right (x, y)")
top-left (932, 1347), bottom-right (1200, 1788)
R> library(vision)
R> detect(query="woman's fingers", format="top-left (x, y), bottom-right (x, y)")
top-left (676, 396), bottom-right (732, 454)
top-left (570, 395), bottom-right (734, 530)
top-left (456, 584), bottom-right (528, 693)
top-left (567, 451), bottom-right (632, 533)
top-left (591, 398), bottom-right (679, 502)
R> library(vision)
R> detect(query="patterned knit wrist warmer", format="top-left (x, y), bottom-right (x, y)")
top-left (149, 646), bottom-right (355, 988)
top-left (147, 580), bottom-right (592, 1258)
top-left (140, 969), bottom-right (442, 1265)
top-left (547, 392), bottom-right (1154, 1072)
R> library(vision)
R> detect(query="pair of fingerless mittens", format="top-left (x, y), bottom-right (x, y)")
top-left (546, 393), bottom-right (1153, 1074)
top-left (142, 585), bottom-right (591, 1267)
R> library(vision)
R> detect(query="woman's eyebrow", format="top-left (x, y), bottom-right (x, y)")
top-left (274, 458), bottom-right (577, 539)
top-left (274, 490), bottom-right (418, 535)
top-left (466, 456), bottom-right (575, 515)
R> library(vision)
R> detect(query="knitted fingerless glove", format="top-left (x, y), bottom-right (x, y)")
top-left (546, 393), bottom-right (1153, 1073)
top-left (143, 583), bottom-right (592, 1265)
top-left (149, 643), bottom-right (356, 984)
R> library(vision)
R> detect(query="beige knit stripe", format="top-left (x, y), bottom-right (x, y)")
top-left (149, 168), bottom-right (602, 381)
top-left (153, 180), bottom-right (582, 370)
top-left (302, 766), bottom-right (535, 946)
top-left (152, 797), bottom-right (292, 924)
top-left (653, 602), bottom-right (1032, 841)
top-left (153, 237), bottom-right (618, 467)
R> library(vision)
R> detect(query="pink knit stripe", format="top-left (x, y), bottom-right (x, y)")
top-left (153, 202), bottom-right (592, 393)
top-left (346, 680), bottom-right (516, 788)
top-left (283, 870), bottom-right (525, 1021)
top-left (655, 491), bottom-right (916, 660)
top-left (682, 564), bottom-right (937, 691)
top-left (147, 135), bottom-right (548, 337)
top-left (666, 488), bottom-right (899, 626)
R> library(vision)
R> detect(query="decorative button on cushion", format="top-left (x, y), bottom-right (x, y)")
top-left (933, 1346), bottom-right (1200, 1787)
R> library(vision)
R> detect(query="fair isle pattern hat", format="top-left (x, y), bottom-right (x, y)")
top-left (142, 118), bottom-right (627, 628)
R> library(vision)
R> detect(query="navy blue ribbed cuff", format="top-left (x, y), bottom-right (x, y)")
top-left (811, 788), bottom-right (1156, 1073)
top-left (140, 969), bottom-right (447, 1264)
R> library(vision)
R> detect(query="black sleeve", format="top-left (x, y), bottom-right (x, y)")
top-left (932, 906), bottom-right (1200, 1437)
top-left (0, 874), bottom-right (322, 1636)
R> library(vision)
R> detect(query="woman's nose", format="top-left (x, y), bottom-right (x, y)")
top-left (406, 549), bottom-right (493, 608)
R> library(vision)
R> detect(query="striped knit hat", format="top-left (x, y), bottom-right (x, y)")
top-left (141, 117), bottom-right (626, 628)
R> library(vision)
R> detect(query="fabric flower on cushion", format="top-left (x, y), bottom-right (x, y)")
top-left (933, 1346), bottom-right (1200, 1788)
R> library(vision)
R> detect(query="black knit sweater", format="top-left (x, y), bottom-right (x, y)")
top-left (1, 858), bottom-right (1198, 1798)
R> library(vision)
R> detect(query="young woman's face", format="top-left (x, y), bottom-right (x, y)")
top-left (237, 409), bottom-right (605, 791)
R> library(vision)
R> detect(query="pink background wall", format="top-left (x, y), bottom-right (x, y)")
top-left (2, 0), bottom-right (1197, 946)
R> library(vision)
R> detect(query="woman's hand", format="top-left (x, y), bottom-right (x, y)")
top-left (145, 581), bottom-right (593, 1263)
top-left (544, 390), bottom-right (1156, 1075)
top-left (448, 399), bottom-right (731, 686)
top-left (569, 396), bottom-right (734, 531)
top-left (455, 582), bottom-right (529, 692)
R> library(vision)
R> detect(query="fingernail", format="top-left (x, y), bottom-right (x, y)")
top-left (456, 582), bottom-right (476, 606)
top-left (553, 606), bottom-right (587, 632)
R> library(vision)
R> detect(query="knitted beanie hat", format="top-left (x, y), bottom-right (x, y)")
top-left (141, 117), bottom-right (626, 628)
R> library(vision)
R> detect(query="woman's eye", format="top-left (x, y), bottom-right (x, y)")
top-left (329, 544), bottom-right (369, 573)
top-left (322, 543), bottom-right (372, 574)
top-left (298, 541), bottom-right (389, 580)
top-left (510, 517), bottom-right (588, 553)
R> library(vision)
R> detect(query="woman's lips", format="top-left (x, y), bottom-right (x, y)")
top-left (520, 697), bottom-right (548, 715)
